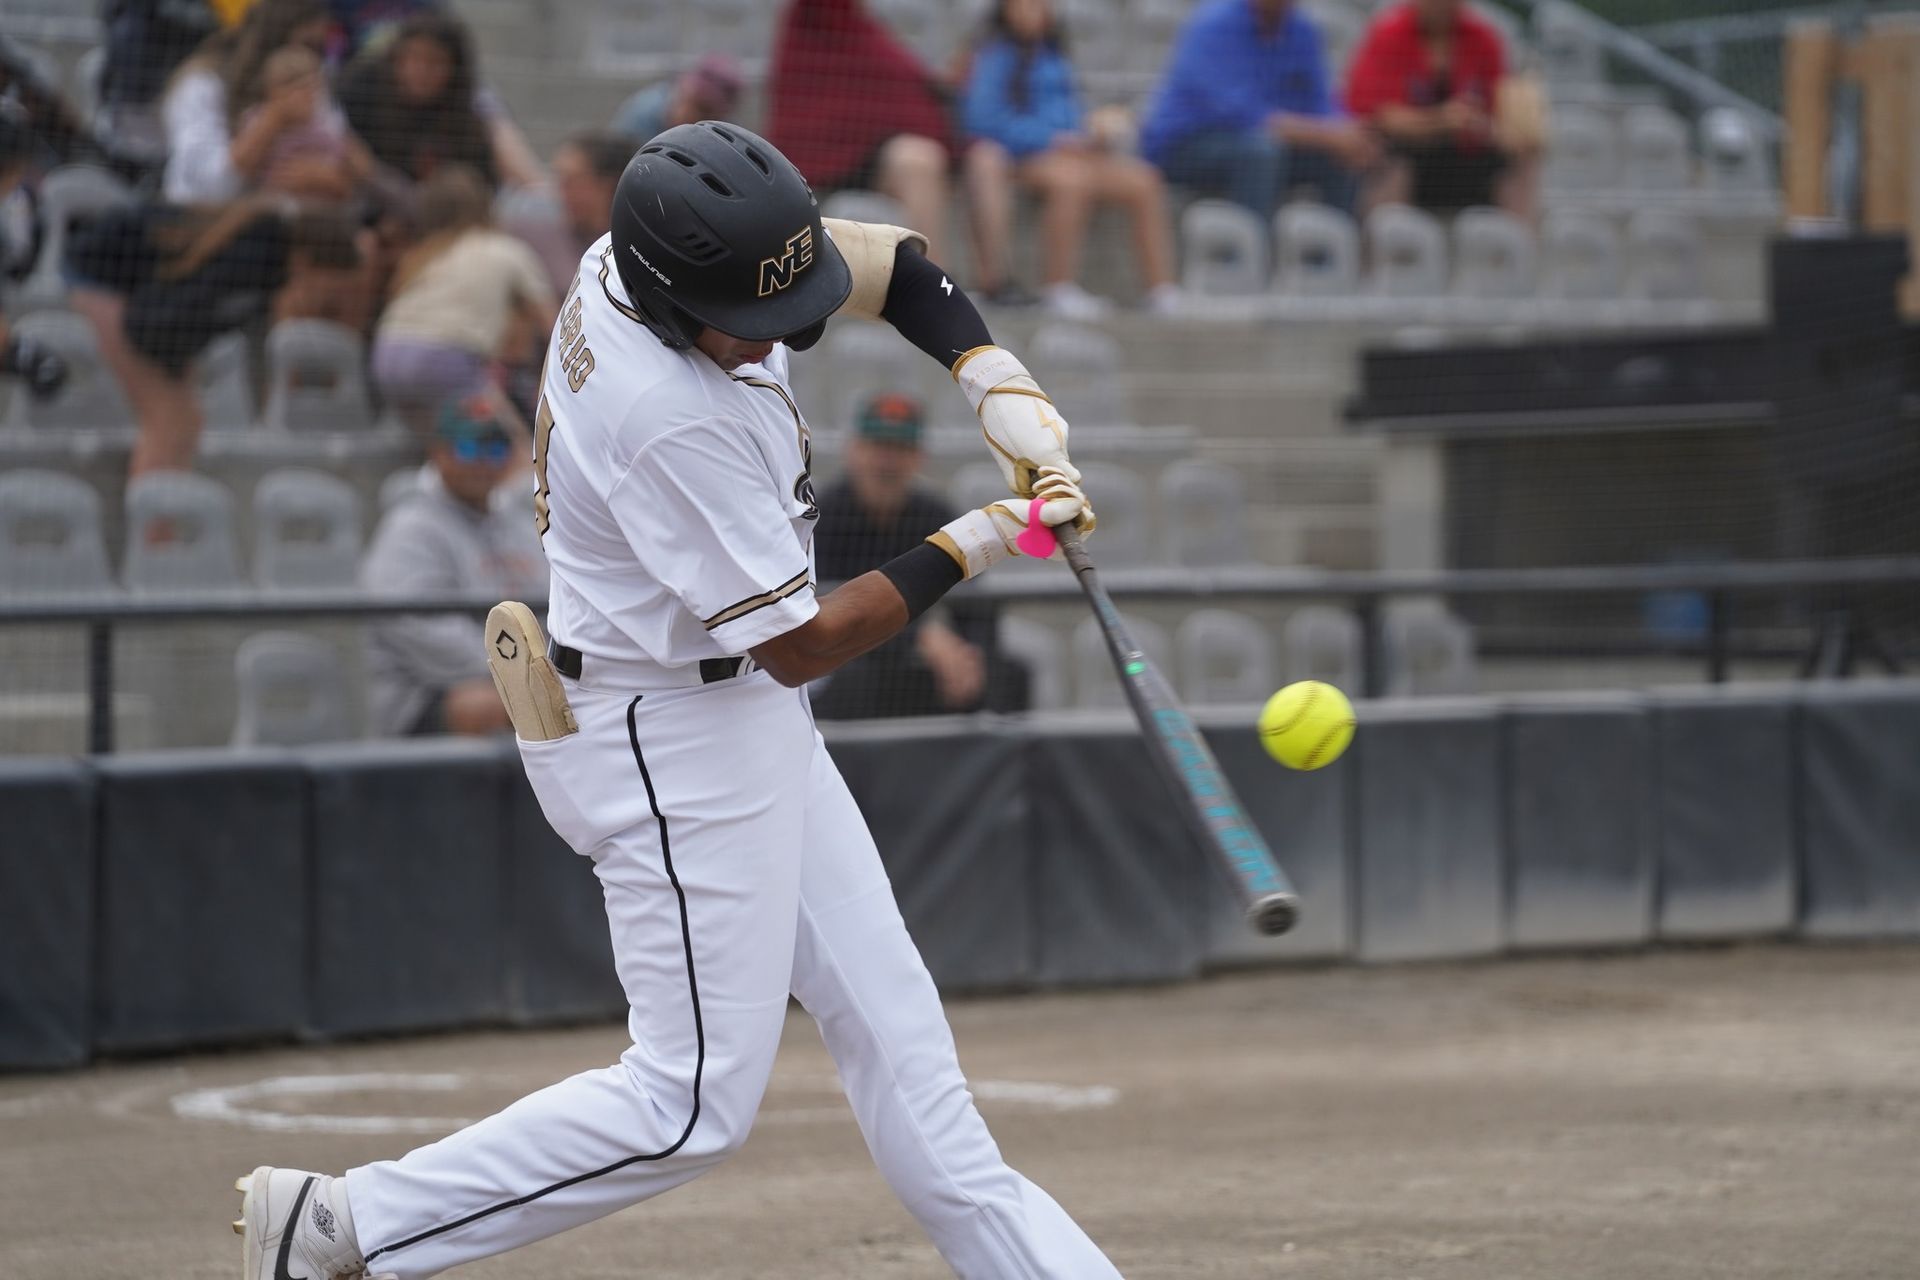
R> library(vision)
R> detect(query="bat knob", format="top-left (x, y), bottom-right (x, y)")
top-left (1247, 893), bottom-right (1300, 937)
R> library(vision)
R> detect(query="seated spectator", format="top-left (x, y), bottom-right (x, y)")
top-left (769, 0), bottom-right (961, 261)
top-left (962, 0), bottom-right (1178, 317)
top-left (371, 164), bottom-right (556, 433)
top-left (65, 198), bottom-right (361, 475)
top-left (811, 394), bottom-right (1027, 720)
top-left (362, 390), bottom-right (547, 738)
top-left (161, 0), bottom-right (337, 203)
top-left (1345, 0), bottom-right (1537, 216)
top-left (610, 54), bottom-right (745, 144)
top-left (1139, 0), bottom-right (1378, 218)
top-left (550, 130), bottom-right (631, 260)
top-left (236, 44), bottom-right (372, 202)
top-left (337, 10), bottom-right (498, 187)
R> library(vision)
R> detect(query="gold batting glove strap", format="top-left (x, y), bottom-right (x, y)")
top-left (927, 509), bottom-right (1013, 580)
top-left (952, 345), bottom-right (1076, 499)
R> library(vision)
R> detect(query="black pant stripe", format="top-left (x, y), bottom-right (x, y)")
top-left (364, 695), bottom-right (707, 1264)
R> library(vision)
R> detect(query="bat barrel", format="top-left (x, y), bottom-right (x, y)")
top-left (1247, 893), bottom-right (1300, 937)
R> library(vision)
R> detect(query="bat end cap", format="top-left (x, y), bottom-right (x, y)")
top-left (1248, 893), bottom-right (1300, 937)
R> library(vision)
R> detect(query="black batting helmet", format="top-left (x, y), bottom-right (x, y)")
top-left (610, 121), bottom-right (851, 352)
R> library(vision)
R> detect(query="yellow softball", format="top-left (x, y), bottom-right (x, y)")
top-left (1258, 681), bottom-right (1356, 770)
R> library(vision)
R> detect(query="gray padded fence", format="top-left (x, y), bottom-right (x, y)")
top-left (6, 681), bottom-right (1920, 1070)
top-left (0, 760), bottom-right (94, 1069)
top-left (93, 750), bottom-right (309, 1052)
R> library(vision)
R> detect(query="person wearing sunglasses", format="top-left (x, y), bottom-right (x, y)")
top-left (360, 389), bottom-right (547, 738)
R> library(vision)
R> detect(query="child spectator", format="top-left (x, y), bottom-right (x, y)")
top-left (962, 0), bottom-right (1178, 316)
top-left (610, 54), bottom-right (745, 144)
top-left (236, 44), bottom-right (369, 201)
top-left (768, 0), bottom-right (960, 261)
top-left (1139, 0), bottom-right (1378, 217)
top-left (371, 164), bottom-right (556, 433)
top-left (64, 198), bottom-right (361, 475)
top-left (1345, 0), bottom-right (1537, 215)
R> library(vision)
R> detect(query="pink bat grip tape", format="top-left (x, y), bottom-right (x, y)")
top-left (1015, 496), bottom-right (1057, 558)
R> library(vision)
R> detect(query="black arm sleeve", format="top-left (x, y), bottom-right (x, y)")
top-left (878, 243), bottom-right (995, 371)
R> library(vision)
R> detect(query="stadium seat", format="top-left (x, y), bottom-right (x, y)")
top-left (1029, 321), bottom-right (1131, 425)
top-left (1177, 608), bottom-right (1275, 705)
top-left (997, 615), bottom-right (1067, 710)
top-left (122, 470), bottom-right (243, 593)
top-left (1180, 200), bottom-right (1268, 297)
top-left (198, 332), bottom-right (257, 432)
top-left (1160, 458), bottom-right (1250, 567)
top-left (231, 631), bottom-right (354, 746)
top-left (380, 466), bottom-right (425, 509)
top-left (689, 0), bottom-right (776, 60)
top-left (1622, 105), bottom-right (1693, 191)
top-left (1625, 210), bottom-right (1702, 301)
top-left (1366, 204), bottom-right (1449, 297)
top-left (1533, 0), bottom-right (1605, 86)
top-left (1382, 600), bottom-right (1477, 696)
top-left (0, 307), bottom-right (135, 430)
top-left (1129, 0), bottom-right (1187, 76)
top-left (1451, 206), bottom-right (1536, 299)
top-left (1274, 202), bottom-right (1361, 297)
top-left (71, 46), bottom-right (106, 123)
top-left (18, 164), bottom-right (137, 305)
top-left (817, 319), bottom-right (920, 432)
top-left (1281, 605), bottom-right (1362, 687)
top-left (252, 468), bottom-right (364, 590)
top-left (1074, 462), bottom-right (1151, 566)
top-left (1541, 210), bottom-right (1622, 300)
top-left (1543, 105), bottom-right (1619, 190)
top-left (1699, 107), bottom-right (1771, 193)
top-left (262, 319), bottom-right (374, 433)
top-left (1072, 613), bottom-right (1171, 708)
top-left (820, 189), bottom-right (908, 227)
top-left (0, 469), bottom-right (112, 595)
top-left (947, 461), bottom-right (1011, 513)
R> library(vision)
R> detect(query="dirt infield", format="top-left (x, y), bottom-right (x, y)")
top-left (3, 943), bottom-right (1917, 1278)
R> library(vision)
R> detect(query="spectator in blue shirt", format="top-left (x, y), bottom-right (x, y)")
top-left (961, 0), bottom-right (1178, 317)
top-left (1140, 0), bottom-right (1378, 216)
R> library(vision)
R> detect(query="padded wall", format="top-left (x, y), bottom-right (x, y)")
top-left (1798, 682), bottom-right (1920, 937)
top-left (0, 760), bottom-right (94, 1069)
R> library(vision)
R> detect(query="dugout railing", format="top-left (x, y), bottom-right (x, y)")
top-left (0, 555), bottom-right (1917, 754)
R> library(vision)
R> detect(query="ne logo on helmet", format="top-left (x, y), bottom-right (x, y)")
top-left (757, 227), bottom-right (815, 297)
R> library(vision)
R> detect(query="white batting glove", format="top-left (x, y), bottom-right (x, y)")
top-left (928, 466), bottom-right (1094, 579)
top-left (953, 345), bottom-right (1079, 498)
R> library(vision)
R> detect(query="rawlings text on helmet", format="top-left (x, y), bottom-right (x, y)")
top-left (757, 227), bottom-right (815, 297)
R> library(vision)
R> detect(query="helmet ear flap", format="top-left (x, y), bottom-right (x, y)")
top-left (784, 318), bottom-right (828, 352)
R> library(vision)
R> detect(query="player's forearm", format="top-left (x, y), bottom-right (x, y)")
top-left (880, 244), bottom-right (995, 371)
top-left (751, 552), bottom-right (959, 687)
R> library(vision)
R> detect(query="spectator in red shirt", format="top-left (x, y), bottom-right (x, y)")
top-left (1345, 0), bottom-right (1535, 215)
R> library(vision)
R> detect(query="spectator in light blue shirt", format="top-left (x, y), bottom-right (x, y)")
top-left (1140, 0), bottom-right (1378, 216)
top-left (960, 0), bottom-right (1179, 316)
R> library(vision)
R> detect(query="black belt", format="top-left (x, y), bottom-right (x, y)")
top-left (547, 641), bottom-right (744, 686)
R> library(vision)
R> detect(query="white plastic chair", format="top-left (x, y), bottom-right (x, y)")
top-left (1180, 199), bottom-right (1268, 297)
top-left (198, 331), bottom-right (257, 432)
top-left (1072, 613), bottom-right (1172, 708)
top-left (252, 468), bottom-right (364, 590)
top-left (122, 470), bottom-right (243, 593)
top-left (1366, 204), bottom-right (1449, 297)
top-left (1, 307), bottom-right (136, 430)
top-left (1075, 462), bottom-right (1151, 567)
top-left (19, 165), bottom-right (137, 305)
top-left (1281, 605), bottom-right (1362, 687)
top-left (997, 615), bottom-right (1067, 711)
top-left (1029, 321), bottom-right (1131, 426)
top-left (1177, 609), bottom-right (1275, 705)
top-left (1383, 601), bottom-right (1477, 696)
top-left (1625, 210), bottom-right (1702, 301)
top-left (262, 320), bottom-right (374, 432)
top-left (1451, 206), bottom-right (1537, 299)
top-left (816, 320), bottom-right (918, 432)
top-left (820, 190), bottom-right (909, 227)
top-left (1160, 458), bottom-right (1250, 567)
top-left (1541, 211), bottom-right (1622, 300)
top-left (231, 631), bottom-right (355, 746)
top-left (1544, 105), bottom-right (1619, 190)
top-left (1622, 105), bottom-right (1692, 191)
top-left (0, 469), bottom-right (113, 594)
top-left (1699, 107), bottom-right (1771, 193)
top-left (945, 461), bottom-right (1010, 514)
top-left (1534, 0), bottom-right (1605, 85)
top-left (1274, 202), bottom-right (1361, 297)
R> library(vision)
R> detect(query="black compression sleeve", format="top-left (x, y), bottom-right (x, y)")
top-left (879, 243), bottom-right (995, 370)
top-left (877, 541), bottom-right (965, 622)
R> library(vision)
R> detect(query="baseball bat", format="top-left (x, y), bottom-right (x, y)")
top-left (1052, 522), bottom-right (1300, 936)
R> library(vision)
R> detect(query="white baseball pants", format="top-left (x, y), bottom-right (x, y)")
top-left (344, 672), bottom-right (1120, 1279)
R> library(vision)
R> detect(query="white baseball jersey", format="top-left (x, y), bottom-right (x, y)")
top-left (342, 233), bottom-right (1120, 1280)
top-left (537, 233), bottom-right (820, 670)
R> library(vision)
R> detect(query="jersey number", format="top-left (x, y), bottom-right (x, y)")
top-left (533, 289), bottom-right (593, 539)
top-left (533, 393), bottom-right (556, 537)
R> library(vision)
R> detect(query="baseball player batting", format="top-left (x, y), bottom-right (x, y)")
top-left (232, 121), bottom-right (1117, 1279)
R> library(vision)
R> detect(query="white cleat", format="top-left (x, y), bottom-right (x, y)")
top-left (233, 1166), bottom-right (393, 1280)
